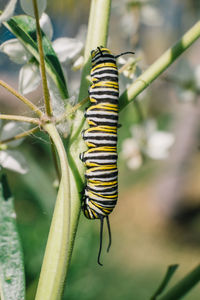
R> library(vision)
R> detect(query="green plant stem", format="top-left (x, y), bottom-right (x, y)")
top-left (0, 126), bottom-right (39, 144)
top-left (35, 123), bottom-right (70, 300)
top-left (32, 0), bottom-right (52, 117)
top-left (0, 114), bottom-right (40, 124)
top-left (0, 80), bottom-right (43, 117)
top-left (119, 20), bottom-right (200, 110)
top-left (158, 264), bottom-right (200, 300)
top-left (56, 96), bottom-right (89, 125)
top-left (66, 0), bottom-right (112, 269)
top-left (78, 0), bottom-right (111, 101)
top-left (50, 137), bottom-right (61, 181)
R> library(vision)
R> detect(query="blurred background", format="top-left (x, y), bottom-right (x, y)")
top-left (0, 0), bottom-right (200, 299)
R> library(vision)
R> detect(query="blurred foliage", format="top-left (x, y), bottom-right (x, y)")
top-left (1, 0), bottom-right (200, 299)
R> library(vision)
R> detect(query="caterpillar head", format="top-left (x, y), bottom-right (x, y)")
top-left (91, 46), bottom-right (115, 67)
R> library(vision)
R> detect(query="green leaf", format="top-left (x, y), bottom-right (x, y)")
top-left (150, 264), bottom-right (179, 299)
top-left (4, 15), bottom-right (69, 99)
top-left (158, 264), bottom-right (200, 300)
top-left (0, 174), bottom-right (25, 300)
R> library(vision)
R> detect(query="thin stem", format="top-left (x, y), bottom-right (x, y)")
top-left (32, 0), bottom-right (52, 117)
top-left (0, 80), bottom-right (43, 117)
top-left (118, 57), bottom-right (140, 74)
top-left (0, 126), bottom-right (39, 144)
top-left (119, 21), bottom-right (200, 110)
top-left (56, 96), bottom-right (89, 125)
top-left (32, 0), bottom-right (60, 185)
top-left (0, 114), bottom-right (40, 125)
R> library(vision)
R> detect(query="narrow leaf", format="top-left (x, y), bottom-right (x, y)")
top-left (0, 174), bottom-right (25, 300)
top-left (3, 15), bottom-right (69, 99)
top-left (158, 264), bottom-right (200, 300)
top-left (151, 264), bottom-right (179, 299)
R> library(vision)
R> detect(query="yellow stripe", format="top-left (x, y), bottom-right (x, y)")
top-left (91, 81), bottom-right (119, 88)
top-left (92, 63), bottom-right (117, 72)
top-left (88, 180), bottom-right (117, 185)
top-left (86, 165), bottom-right (117, 172)
top-left (87, 103), bottom-right (118, 111)
top-left (89, 191), bottom-right (117, 199)
top-left (86, 126), bottom-right (117, 133)
top-left (85, 146), bottom-right (117, 153)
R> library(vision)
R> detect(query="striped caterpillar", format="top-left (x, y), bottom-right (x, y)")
top-left (80, 46), bottom-right (134, 265)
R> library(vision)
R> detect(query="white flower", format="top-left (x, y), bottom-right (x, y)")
top-left (173, 62), bottom-right (200, 102)
top-left (0, 13), bottom-right (84, 98)
top-left (0, 150), bottom-right (28, 174)
top-left (0, 122), bottom-right (29, 174)
top-left (121, 138), bottom-right (142, 170)
top-left (177, 90), bottom-right (196, 102)
top-left (0, 39), bottom-right (32, 64)
top-left (19, 63), bottom-right (41, 94)
top-left (141, 5), bottom-right (164, 27)
top-left (121, 119), bottom-right (175, 170)
top-left (145, 131), bottom-right (175, 160)
top-left (118, 56), bottom-right (138, 80)
top-left (52, 38), bottom-right (83, 64)
top-left (20, 0), bottom-right (47, 18)
top-left (0, 0), bottom-right (17, 25)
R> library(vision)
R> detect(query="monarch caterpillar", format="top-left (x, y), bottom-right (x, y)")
top-left (80, 46), bottom-right (134, 265)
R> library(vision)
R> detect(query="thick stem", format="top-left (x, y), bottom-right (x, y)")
top-left (119, 21), bottom-right (200, 110)
top-left (78, 0), bottom-right (111, 101)
top-left (0, 80), bottom-right (43, 117)
top-left (66, 0), bottom-right (112, 272)
top-left (35, 123), bottom-right (70, 300)
top-left (32, 0), bottom-right (52, 117)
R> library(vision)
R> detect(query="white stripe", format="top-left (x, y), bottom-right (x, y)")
top-left (85, 152), bottom-right (117, 157)
top-left (87, 110), bottom-right (118, 116)
top-left (87, 117), bottom-right (118, 122)
top-left (90, 94), bottom-right (118, 100)
top-left (91, 69), bottom-right (118, 76)
top-left (86, 140), bottom-right (117, 145)
top-left (90, 87), bottom-right (118, 93)
top-left (86, 169), bottom-right (117, 176)
top-left (92, 56), bottom-right (116, 64)
top-left (88, 176), bottom-right (118, 182)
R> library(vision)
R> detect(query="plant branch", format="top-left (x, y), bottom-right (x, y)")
top-left (56, 96), bottom-right (89, 125)
top-left (0, 80), bottom-right (43, 117)
top-left (35, 123), bottom-right (70, 300)
top-left (0, 126), bottom-right (39, 144)
top-left (119, 21), bottom-right (200, 110)
top-left (78, 0), bottom-right (111, 101)
top-left (66, 0), bottom-right (112, 273)
top-left (0, 114), bottom-right (40, 125)
top-left (32, 0), bottom-right (52, 117)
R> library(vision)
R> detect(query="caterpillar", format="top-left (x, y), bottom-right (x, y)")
top-left (80, 46), bottom-right (134, 265)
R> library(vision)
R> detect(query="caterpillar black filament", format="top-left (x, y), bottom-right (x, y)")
top-left (80, 46), bottom-right (134, 265)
